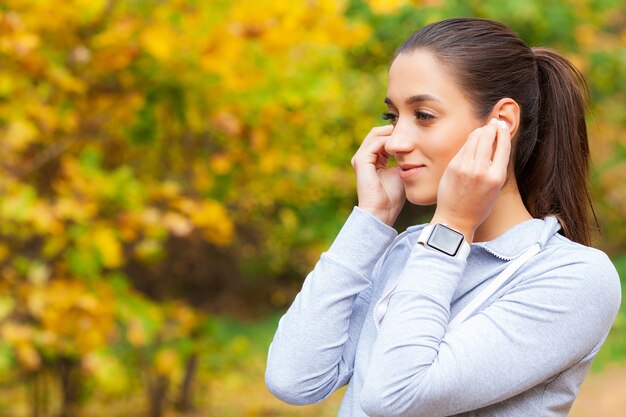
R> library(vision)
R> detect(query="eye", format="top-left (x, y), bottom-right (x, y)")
top-left (381, 112), bottom-right (398, 125)
top-left (415, 111), bottom-right (434, 121)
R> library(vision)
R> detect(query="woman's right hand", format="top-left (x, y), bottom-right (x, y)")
top-left (351, 125), bottom-right (406, 226)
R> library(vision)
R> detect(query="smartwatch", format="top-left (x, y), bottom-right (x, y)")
top-left (417, 223), bottom-right (471, 259)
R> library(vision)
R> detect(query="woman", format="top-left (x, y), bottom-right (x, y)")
top-left (265, 18), bottom-right (621, 416)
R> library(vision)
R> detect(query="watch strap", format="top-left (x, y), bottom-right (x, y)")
top-left (418, 223), bottom-right (471, 260)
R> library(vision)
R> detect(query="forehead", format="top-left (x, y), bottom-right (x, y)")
top-left (387, 50), bottom-right (467, 106)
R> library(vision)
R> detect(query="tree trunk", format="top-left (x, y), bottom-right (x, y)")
top-left (57, 358), bottom-right (81, 417)
top-left (175, 354), bottom-right (198, 413)
top-left (148, 374), bottom-right (169, 417)
top-left (31, 372), bottom-right (42, 417)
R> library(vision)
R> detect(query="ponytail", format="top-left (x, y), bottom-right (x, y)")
top-left (515, 48), bottom-right (594, 246)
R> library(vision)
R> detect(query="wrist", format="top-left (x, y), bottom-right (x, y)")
top-left (358, 205), bottom-right (396, 227)
top-left (429, 215), bottom-right (475, 243)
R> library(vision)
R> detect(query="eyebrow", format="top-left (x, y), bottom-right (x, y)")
top-left (385, 94), bottom-right (442, 106)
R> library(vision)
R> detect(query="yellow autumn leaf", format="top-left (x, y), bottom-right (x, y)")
top-left (0, 72), bottom-right (13, 97)
top-left (5, 32), bottom-right (40, 56)
top-left (127, 319), bottom-right (147, 347)
top-left (574, 24), bottom-right (598, 48)
top-left (27, 279), bottom-right (116, 355)
top-left (212, 111), bottom-right (243, 137)
top-left (48, 66), bottom-right (86, 94)
top-left (210, 153), bottom-right (233, 175)
top-left (27, 262), bottom-right (50, 285)
top-left (92, 225), bottom-right (124, 268)
top-left (1, 322), bottom-right (34, 344)
top-left (279, 208), bottom-right (298, 230)
top-left (259, 149), bottom-right (280, 174)
top-left (154, 348), bottom-right (180, 376)
top-left (53, 197), bottom-right (96, 222)
top-left (83, 352), bottom-right (130, 395)
top-left (29, 201), bottom-right (63, 235)
top-left (162, 212), bottom-right (193, 237)
top-left (366, 0), bottom-right (410, 14)
top-left (4, 119), bottom-right (38, 151)
top-left (0, 296), bottom-right (15, 322)
top-left (168, 302), bottom-right (199, 334)
top-left (91, 18), bottom-right (137, 48)
top-left (141, 207), bottom-right (162, 226)
top-left (75, 294), bottom-right (98, 312)
top-left (153, 181), bottom-right (182, 199)
top-left (140, 25), bottom-right (177, 61)
top-left (190, 200), bottom-right (234, 246)
top-left (42, 234), bottom-right (68, 259)
top-left (16, 344), bottom-right (41, 371)
top-left (192, 162), bottom-right (215, 192)
top-left (76, 326), bottom-right (107, 354)
top-left (26, 289), bottom-right (46, 317)
top-left (134, 239), bottom-right (164, 262)
top-left (74, 0), bottom-right (108, 23)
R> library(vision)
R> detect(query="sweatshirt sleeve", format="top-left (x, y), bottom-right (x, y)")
top-left (265, 207), bottom-right (397, 405)
top-left (360, 244), bottom-right (621, 417)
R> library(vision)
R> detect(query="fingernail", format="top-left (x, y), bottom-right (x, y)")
top-left (498, 120), bottom-right (508, 129)
top-left (489, 118), bottom-right (499, 125)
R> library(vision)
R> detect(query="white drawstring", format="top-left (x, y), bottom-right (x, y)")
top-left (448, 243), bottom-right (541, 329)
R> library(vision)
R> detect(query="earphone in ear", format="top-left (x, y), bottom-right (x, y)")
top-left (489, 117), bottom-right (509, 129)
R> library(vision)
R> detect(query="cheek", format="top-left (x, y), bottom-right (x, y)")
top-left (429, 136), bottom-right (464, 170)
top-left (433, 126), bottom-right (473, 164)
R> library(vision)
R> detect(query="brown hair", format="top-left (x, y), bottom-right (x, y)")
top-left (395, 18), bottom-right (595, 245)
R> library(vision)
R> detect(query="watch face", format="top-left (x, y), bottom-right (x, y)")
top-left (427, 224), bottom-right (464, 256)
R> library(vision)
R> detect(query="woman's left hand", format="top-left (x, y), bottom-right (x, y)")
top-left (431, 118), bottom-right (511, 242)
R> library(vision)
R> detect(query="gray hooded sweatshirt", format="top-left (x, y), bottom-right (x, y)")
top-left (265, 207), bottom-right (621, 416)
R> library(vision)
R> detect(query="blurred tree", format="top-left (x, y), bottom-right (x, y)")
top-left (0, 0), bottom-right (370, 414)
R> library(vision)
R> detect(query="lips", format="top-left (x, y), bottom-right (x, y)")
top-left (398, 164), bottom-right (426, 180)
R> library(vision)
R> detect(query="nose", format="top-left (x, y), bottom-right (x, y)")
top-left (384, 122), bottom-right (415, 156)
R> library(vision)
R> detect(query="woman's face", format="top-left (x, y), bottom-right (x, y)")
top-left (384, 50), bottom-right (484, 205)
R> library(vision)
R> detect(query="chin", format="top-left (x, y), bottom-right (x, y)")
top-left (405, 188), bottom-right (437, 206)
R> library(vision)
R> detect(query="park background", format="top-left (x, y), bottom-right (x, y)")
top-left (0, 0), bottom-right (625, 415)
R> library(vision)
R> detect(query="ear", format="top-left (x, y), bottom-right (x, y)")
top-left (489, 98), bottom-right (521, 139)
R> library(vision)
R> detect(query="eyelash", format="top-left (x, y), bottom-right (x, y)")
top-left (381, 111), bottom-right (434, 123)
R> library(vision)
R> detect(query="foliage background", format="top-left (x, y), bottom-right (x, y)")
top-left (0, 0), bottom-right (625, 415)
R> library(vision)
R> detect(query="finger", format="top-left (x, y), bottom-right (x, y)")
top-left (451, 126), bottom-right (482, 165)
top-left (491, 121), bottom-right (512, 173)
top-left (357, 126), bottom-right (393, 160)
top-left (365, 135), bottom-right (389, 155)
top-left (474, 119), bottom-right (499, 163)
top-left (355, 136), bottom-right (390, 166)
top-left (354, 125), bottom-right (393, 160)
top-left (362, 125), bottom-right (394, 145)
